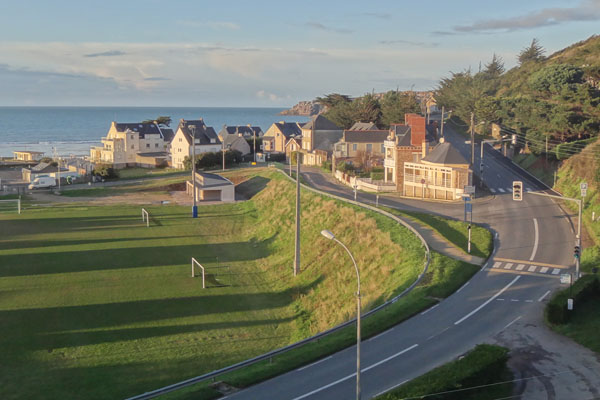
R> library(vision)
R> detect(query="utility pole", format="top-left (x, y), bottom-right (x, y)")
top-left (253, 128), bottom-right (257, 163)
top-left (190, 125), bottom-right (198, 218)
top-left (294, 152), bottom-right (301, 276)
top-left (545, 136), bottom-right (548, 162)
top-left (440, 106), bottom-right (445, 138)
top-left (470, 112), bottom-right (475, 167)
top-left (222, 138), bottom-right (226, 171)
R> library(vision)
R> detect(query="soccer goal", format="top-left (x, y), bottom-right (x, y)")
top-left (0, 199), bottom-right (21, 214)
top-left (141, 208), bottom-right (149, 227)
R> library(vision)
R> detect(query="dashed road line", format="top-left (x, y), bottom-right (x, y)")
top-left (496, 298), bottom-right (505, 301)
top-left (455, 276), bottom-right (521, 325)
top-left (538, 290), bottom-right (551, 302)
top-left (366, 330), bottom-right (392, 342)
top-left (427, 327), bottom-right (450, 341)
top-left (503, 315), bottom-right (522, 330)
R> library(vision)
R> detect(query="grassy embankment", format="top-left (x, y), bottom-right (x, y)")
top-left (59, 176), bottom-right (187, 198)
top-left (117, 167), bottom-right (186, 180)
top-left (0, 169), bottom-right (481, 399)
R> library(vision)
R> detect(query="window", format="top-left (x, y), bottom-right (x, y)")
top-left (381, 144), bottom-right (385, 153)
top-left (352, 143), bottom-right (357, 151)
top-left (179, 138), bottom-right (182, 142)
top-left (146, 144), bottom-right (150, 148)
top-left (366, 143), bottom-right (372, 152)
top-left (155, 143), bottom-right (159, 148)
top-left (131, 135), bottom-right (134, 139)
top-left (131, 145), bottom-right (134, 149)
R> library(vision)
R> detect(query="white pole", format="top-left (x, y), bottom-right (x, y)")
top-left (18, 198), bottom-right (21, 214)
top-left (468, 225), bottom-right (472, 253)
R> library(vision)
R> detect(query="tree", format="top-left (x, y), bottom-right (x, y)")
top-left (93, 164), bottom-right (119, 180)
top-left (352, 94), bottom-right (382, 126)
top-left (518, 38), bottom-right (545, 65)
top-left (483, 54), bottom-right (505, 77)
top-left (528, 64), bottom-right (584, 94)
top-left (142, 116), bottom-right (172, 126)
top-left (380, 91), bottom-right (421, 126)
top-left (323, 101), bottom-right (356, 129)
top-left (316, 93), bottom-right (352, 108)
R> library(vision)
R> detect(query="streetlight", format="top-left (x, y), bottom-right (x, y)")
top-left (320, 229), bottom-right (361, 400)
top-left (189, 125), bottom-right (198, 218)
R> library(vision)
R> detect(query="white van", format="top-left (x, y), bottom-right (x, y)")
top-left (28, 176), bottom-right (57, 190)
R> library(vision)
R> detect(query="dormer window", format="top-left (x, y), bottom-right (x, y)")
top-left (210, 138), bottom-right (216, 143)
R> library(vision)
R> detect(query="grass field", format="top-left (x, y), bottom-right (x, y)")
top-left (0, 170), bottom-right (432, 399)
top-left (552, 297), bottom-right (600, 353)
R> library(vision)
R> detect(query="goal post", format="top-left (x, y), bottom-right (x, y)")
top-left (0, 199), bottom-right (21, 214)
top-left (141, 208), bottom-right (149, 227)
top-left (191, 257), bottom-right (205, 288)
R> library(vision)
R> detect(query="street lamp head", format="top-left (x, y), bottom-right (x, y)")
top-left (320, 229), bottom-right (335, 240)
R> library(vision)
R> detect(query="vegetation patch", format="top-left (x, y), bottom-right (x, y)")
top-left (374, 344), bottom-right (512, 400)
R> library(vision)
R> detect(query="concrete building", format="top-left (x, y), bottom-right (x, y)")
top-left (262, 121), bottom-right (303, 153)
top-left (171, 119), bottom-right (221, 169)
top-left (334, 130), bottom-right (389, 159)
top-left (13, 151), bottom-right (45, 161)
top-left (186, 172), bottom-right (235, 202)
top-left (300, 115), bottom-right (343, 166)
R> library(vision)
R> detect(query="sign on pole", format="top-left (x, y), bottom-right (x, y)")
top-left (464, 185), bottom-right (475, 194)
top-left (560, 274), bottom-right (572, 284)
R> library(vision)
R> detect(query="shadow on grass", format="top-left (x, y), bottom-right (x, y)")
top-left (0, 236), bottom-right (276, 277)
top-left (0, 235), bottom-right (198, 251)
top-left (235, 176), bottom-right (270, 200)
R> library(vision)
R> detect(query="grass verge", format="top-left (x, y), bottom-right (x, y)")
top-left (374, 344), bottom-right (512, 400)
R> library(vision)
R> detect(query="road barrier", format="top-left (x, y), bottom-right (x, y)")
top-left (126, 169), bottom-right (431, 400)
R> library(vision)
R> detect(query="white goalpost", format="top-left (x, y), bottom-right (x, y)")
top-left (191, 257), bottom-right (206, 288)
top-left (141, 208), bottom-right (149, 227)
top-left (0, 199), bottom-right (21, 214)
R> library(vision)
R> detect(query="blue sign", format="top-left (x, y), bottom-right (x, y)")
top-left (465, 203), bottom-right (472, 213)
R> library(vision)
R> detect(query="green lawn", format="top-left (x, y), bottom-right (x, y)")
top-left (60, 176), bottom-right (186, 198)
top-left (552, 297), bottom-right (600, 353)
top-left (117, 167), bottom-right (185, 180)
top-left (0, 170), bottom-right (428, 399)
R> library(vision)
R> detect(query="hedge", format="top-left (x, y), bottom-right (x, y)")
top-left (376, 344), bottom-right (510, 400)
top-left (545, 275), bottom-right (600, 324)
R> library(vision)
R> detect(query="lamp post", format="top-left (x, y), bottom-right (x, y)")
top-left (320, 229), bottom-right (361, 400)
top-left (189, 125), bottom-right (198, 218)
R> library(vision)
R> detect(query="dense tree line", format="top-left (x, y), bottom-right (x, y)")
top-left (436, 37), bottom-right (600, 157)
top-left (317, 91), bottom-right (421, 129)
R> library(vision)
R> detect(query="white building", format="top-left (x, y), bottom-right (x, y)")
top-left (171, 119), bottom-right (222, 169)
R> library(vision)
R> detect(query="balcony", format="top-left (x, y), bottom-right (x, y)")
top-left (384, 140), bottom-right (396, 148)
top-left (384, 158), bottom-right (395, 168)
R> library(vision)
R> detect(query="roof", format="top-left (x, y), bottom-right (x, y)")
top-left (14, 150), bottom-right (44, 154)
top-left (222, 133), bottom-right (249, 148)
top-left (159, 128), bottom-right (175, 143)
top-left (177, 119), bottom-right (221, 146)
top-left (391, 124), bottom-right (437, 147)
top-left (349, 122), bottom-right (378, 131)
top-left (220, 125), bottom-right (263, 138)
top-left (31, 162), bottom-right (56, 172)
top-left (136, 151), bottom-right (170, 158)
top-left (274, 122), bottom-right (303, 138)
top-left (313, 131), bottom-right (344, 152)
top-left (422, 142), bottom-right (468, 165)
top-left (195, 172), bottom-right (234, 189)
top-left (343, 130), bottom-right (389, 143)
top-left (114, 122), bottom-right (162, 138)
top-left (302, 114), bottom-right (340, 131)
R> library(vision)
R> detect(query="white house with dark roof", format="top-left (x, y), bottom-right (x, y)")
top-left (262, 121), bottom-right (303, 153)
top-left (334, 130), bottom-right (389, 159)
top-left (299, 115), bottom-right (342, 166)
top-left (171, 119), bottom-right (222, 169)
top-left (90, 121), bottom-right (170, 167)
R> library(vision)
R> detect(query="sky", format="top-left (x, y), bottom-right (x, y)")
top-left (0, 0), bottom-right (598, 107)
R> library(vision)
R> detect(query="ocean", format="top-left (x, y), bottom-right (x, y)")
top-left (0, 107), bottom-right (308, 158)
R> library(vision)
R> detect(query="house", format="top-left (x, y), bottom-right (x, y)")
top-left (300, 115), bottom-right (343, 166)
top-left (334, 130), bottom-right (389, 159)
top-left (218, 125), bottom-right (263, 139)
top-left (89, 121), bottom-right (170, 167)
top-left (383, 113), bottom-right (438, 192)
top-left (285, 136), bottom-right (302, 158)
top-left (220, 132), bottom-right (251, 156)
top-left (171, 119), bottom-right (221, 169)
top-left (403, 139), bottom-right (472, 200)
top-left (262, 121), bottom-right (303, 153)
top-left (21, 162), bottom-right (69, 182)
top-left (13, 151), bottom-right (44, 161)
top-left (349, 122), bottom-right (378, 131)
top-left (186, 172), bottom-right (235, 202)
top-left (425, 94), bottom-right (438, 114)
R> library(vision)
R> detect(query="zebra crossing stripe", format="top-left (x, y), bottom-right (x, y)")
top-left (507, 187), bottom-right (513, 192)
top-left (493, 262), bottom-right (502, 268)
top-left (490, 188), bottom-right (496, 193)
top-left (528, 265), bottom-right (537, 272)
top-left (498, 188), bottom-right (505, 193)
top-left (516, 264), bottom-right (525, 271)
top-left (552, 268), bottom-right (561, 275)
top-left (504, 263), bottom-right (514, 270)
top-left (540, 267), bottom-right (549, 274)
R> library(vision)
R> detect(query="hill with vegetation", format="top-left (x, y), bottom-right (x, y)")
top-left (437, 36), bottom-right (600, 158)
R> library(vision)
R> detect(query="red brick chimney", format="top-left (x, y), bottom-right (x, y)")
top-left (406, 114), bottom-right (426, 146)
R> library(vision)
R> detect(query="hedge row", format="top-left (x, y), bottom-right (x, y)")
top-left (545, 275), bottom-right (600, 324)
top-left (376, 344), bottom-right (510, 400)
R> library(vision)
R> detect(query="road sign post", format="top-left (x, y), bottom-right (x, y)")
top-left (467, 224), bottom-right (472, 254)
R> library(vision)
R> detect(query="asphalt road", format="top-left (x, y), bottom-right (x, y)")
top-left (225, 124), bottom-right (576, 399)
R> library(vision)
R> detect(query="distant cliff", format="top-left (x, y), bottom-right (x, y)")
top-left (279, 101), bottom-right (324, 116)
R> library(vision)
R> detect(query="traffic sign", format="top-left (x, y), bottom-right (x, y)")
top-left (464, 185), bottom-right (475, 194)
top-left (465, 203), bottom-right (472, 213)
top-left (580, 182), bottom-right (588, 190)
top-left (560, 274), bottom-right (572, 284)
top-left (581, 188), bottom-right (587, 197)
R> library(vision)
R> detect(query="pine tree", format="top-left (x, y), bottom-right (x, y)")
top-left (518, 38), bottom-right (545, 65)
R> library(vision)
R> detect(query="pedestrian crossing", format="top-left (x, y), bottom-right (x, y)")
top-left (489, 186), bottom-right (534, 194)
top-left (489, 260), bottom-right (566, 276)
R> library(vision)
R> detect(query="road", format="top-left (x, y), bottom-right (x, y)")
top-left (224, 124), bottom-right (583, 399)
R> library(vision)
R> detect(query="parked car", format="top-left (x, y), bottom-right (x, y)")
top-left (28, 176), bottom-right (56, 189)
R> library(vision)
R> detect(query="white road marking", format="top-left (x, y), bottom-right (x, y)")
top-left (493, 261), bottom-right (502, 268)
top-left (367, 330), bottom-right (392, 342)
top-left (375, 380), bottom-right (409, 398)
top-left (297, 356), bottom-right (333, 371)
top-left (530, 218), bottom-right (539, 261)
top-left (504, 263), bottom-right (514, 270)
top-left (503, 315), bottom-right (522, 330)
top-left (507, 187), bottom-right (513, 192)
top-left (291, 344), bottom-right (419, 399)
top-left (496, 298), bottom-right (505, 301)
top-left (420, 304), bottom-right (439, 315)
top-left (538, 290), bottom-right (551, 302)
top-left (456, 281), bottom-right (470, 293)
top-left (426, 327), bottom-right (450, 341)
top-left (516, 264), bottom-right (525, 271)
top-left (490, 188), bottom-right (497, 193)
top-left (481, 262), bottom-right (488, 271)
top-left (552, 268), bottom-right (561, 275)
top-left (494, 232), bottom-right (498, 239)
top-left (455, 276), bottom-right (521, 325)
top-left (540, 267), bottom-right (549, 274)
top-left (511, 299), bottom-right (519, 302)
top-left (525, 300), bottom-right (533, 303)
top-left (528, 265), bottom-right (537, 272)
top-left (498, 188), bottom-right (505, 193)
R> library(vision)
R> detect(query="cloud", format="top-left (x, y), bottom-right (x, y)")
top-left (84, 50), bottom-right (127, 58)
top-left (379, 40), bottom-right (439, 47)
top-left (256, 90), bottom-right (289, 102)
top-left (451, 0), bottom-right (600, 33)
top-left (306, 21), bottom-right (353, 34)
top-left (177, 20), bottom-right (240, 30)
top-left (144, 77), bottom-right (170, 81)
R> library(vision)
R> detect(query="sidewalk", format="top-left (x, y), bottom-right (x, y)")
top-left (300, 166), bottom-right (487, 266)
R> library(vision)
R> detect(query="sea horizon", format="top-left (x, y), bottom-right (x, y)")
top-left (0, 106), bottom-right (308, 158)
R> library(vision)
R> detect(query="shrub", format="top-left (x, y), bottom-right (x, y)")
top-left (321, 160), bottom-right (332, 171)
top-left (371, 172), bottom-right (384, 180)
top-left (92, 164), bottom-right (119, 180)
top-left (545, 275), bottom-right (600, 324)
top-left (267, 153), bottom-right (286, 162)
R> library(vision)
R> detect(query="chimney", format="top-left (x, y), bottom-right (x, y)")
top-left (422, 140), bottom-right (429, 158)
top-left (409, 115), bottom-right (426, 146)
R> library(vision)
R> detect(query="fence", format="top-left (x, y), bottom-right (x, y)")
top-left (191, 257), bottom-right (205, 288)
top-left (334, 170), bottom-right (396, 193)
top-left (126, 168), bottom-right (431, 400)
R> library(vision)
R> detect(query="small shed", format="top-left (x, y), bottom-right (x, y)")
top-left (186, 172), bottom-right (235, 202)
top-left (14, 151), bottom-right (45, 161)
